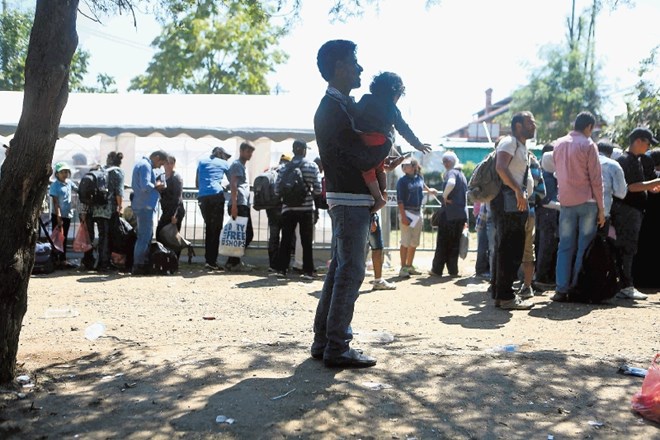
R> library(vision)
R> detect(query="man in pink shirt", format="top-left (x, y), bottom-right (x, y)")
top-left (551, 111), bottom-right (605, 302)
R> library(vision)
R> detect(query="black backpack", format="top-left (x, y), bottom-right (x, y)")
top-left (572, 233), bottom-right (619, 303)
top-left (78, 168), bottom-right (109, 206)
top-left (278, 161), bottom-right (308, 207)
top-left (149, 242), bottom-right (179, 275)
top-left (252, 168), bottom-right (281, 210)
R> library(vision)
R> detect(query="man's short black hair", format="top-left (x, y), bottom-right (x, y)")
top-left (317, 40), bottom-right (357, 82)
top-left (510, 111), bottom-right (532, 133)
top-left (292, 139), bottom-right (307, 153)
top-left (541, 144), bottom-right (554, 154)
top-left (239, 141), bottom-right (255, 151)
top-left (574, 111), bottom-right (596, 131)
top-left (597, 139), bottom-right (614, 156)
top-left (150, 150), bottom-right (169, 162)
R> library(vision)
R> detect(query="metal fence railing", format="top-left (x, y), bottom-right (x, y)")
top-left (40, 188), bottom-right (470, 253)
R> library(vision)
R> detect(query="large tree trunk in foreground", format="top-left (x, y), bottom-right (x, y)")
top-left (0, 0), bottom-right (78, 384)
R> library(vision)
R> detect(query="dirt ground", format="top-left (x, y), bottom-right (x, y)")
top-left (1, 250), bottom-right (659, 439)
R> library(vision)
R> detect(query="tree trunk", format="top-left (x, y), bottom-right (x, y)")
top-left (0, 0), bottom-right (78, 384)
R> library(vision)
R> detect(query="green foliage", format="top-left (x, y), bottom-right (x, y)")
top-left (0, 8), bottom-right (32, 91)
top-left (129, 2), bottom-right (288, 94)
top-left (606, 47), bottom-right (660, 147)
top-left (461, 160), bottom-right (476, 183)
top-left (498, 3), bottom-right (605, 143)
top-left (0, 7), bottom-right (115, 92)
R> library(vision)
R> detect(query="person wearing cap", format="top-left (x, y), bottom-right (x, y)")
top-left (551, 111), bottom-right (605, 302)
top-left (271, 139), bottom-right (321, 279)
top-left (132, 150), bottom-right (168, 275)
top-left (196, 146), bottom-right (232, 270)
top-left (610, 127), bottom-right (660, 300)
top-left (224, 141), bottom-right (256, 271)
top-left (49, 161), bottom-right (78, 268)
top-left (633, 147), bottom-right (660, 288)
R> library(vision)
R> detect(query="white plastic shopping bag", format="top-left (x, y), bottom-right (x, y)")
top-left (218, 216), bottom-right (248, 257)
top-left (459, 224), bottom-right (469, 260)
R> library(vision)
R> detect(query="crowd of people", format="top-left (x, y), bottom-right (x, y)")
top-left (39, 39), bottom-right (658, 370)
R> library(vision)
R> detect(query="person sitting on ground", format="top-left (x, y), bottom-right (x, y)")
top-left (49, 161), bottom-right (78, 269)
top-left (354, 72), bottom-right (432, 213)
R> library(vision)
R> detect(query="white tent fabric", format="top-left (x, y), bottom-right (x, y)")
top-left (0, 91), bottom-right (317, 142)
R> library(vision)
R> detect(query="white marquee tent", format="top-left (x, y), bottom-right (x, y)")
top-left (0, 91), bottom-right (320, 186)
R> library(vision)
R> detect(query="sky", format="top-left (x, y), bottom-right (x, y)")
top-left (52, 0), bottom-right (660, 143)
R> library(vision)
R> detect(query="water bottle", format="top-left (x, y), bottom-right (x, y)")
top-left (618, 364), bottom-right (647, 377)
top-left (84, 323), bottom-right (106, 341)
top-left (490, 344), bottom-right (518, 353)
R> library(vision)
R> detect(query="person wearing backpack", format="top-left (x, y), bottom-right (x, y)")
top-left (132, 150), bottom-right (168, 275)
top-left (271, 140), bottom-right (321, 279)
top-left (91, 151), bottom-right (125, 271)
top-left (490, 112), bottom-right (537, 310)
top-left (196, 146), bottom-right (231, 271)
top-left (262, 154), bottom-right (290, 271)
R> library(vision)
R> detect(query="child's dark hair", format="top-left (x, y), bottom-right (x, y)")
top-left (107, 151), bottom-right (123, 167)
top-left (369, 72), bottom-right (405, 100)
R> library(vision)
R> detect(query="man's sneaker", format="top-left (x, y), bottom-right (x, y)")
top-left (226, 262), bottom-right (254, 273)
top-left (516, 285), bottom-right (534, 300)
top-left (301, 272), bottom-right (316, 280)
top-left (616, 287), bottom-right (648, 300)
top-left (499, 296), bottom-right (534, 310)
top-left (533, 281), bottom-right (555, 291)
top-left (205, 263), bottom-right (220, 271)
top-left (372, 279), bottom-right (396, 291)
top-left (268, 270), bottom-right (286, 278)
top-left (407, 265), bottom-right (422, 275)
top-left (428, 269), bottom-right (443, 277)
top-left (399, 266), bottom-right (411, 278)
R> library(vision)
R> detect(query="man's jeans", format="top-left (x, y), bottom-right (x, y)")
top-left (535, 206), bottom-right (559, 284)
top-left (133, 208), bottom-right (155, 268)
top-left (312, 205), bottom-right (370, 358)
top-left (275, 210), bottom-right (315, 274)
top-left (555, 202), bottom-right (598, 293)
top-left (475, 218), bottom-right (494, 275)
top-left (198, 193), bottom-right (225, 266)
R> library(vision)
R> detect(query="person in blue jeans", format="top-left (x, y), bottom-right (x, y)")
top-left (131, 150), bottom-right (168, 275)
top-left (311, 39), bottom-right (401, 368)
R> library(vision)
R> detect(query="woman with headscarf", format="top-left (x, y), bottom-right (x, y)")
top-left (430, 151), bottom-right (467, 277)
